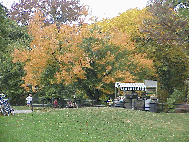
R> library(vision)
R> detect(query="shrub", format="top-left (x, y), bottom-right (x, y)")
top-left (167, 89), bottom-right (188, 113)
top-left (175, 103), bottom-right (189, 113)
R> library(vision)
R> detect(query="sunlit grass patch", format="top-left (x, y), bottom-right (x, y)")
top-left (0, 107), bottom-right (188, 141)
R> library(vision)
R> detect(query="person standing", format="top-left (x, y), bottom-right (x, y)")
top-left (26, 94), bottom-right (32, 107)
top-left (54, 99), bottom-right (58, 108)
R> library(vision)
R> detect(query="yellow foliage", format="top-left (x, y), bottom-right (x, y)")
top-left (94, 8), bottom-right (152, 43)
top-left (105, 65), bottom-right (112, 71)
top-left (102, 75), bottom-right (115, 84)
top-left (12, 9), bottom-right (156, 94)
top-left (131, 53), bottom-right (154, 70)
top-left (72, 65), bottom-right (86, 79)
top-left (114, 70), bottom-right (136, 83)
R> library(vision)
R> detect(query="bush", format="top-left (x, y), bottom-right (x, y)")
top-left (167, 89), bottom-right (188, 113)
top-left (175, 103), bottom-right (189, 113)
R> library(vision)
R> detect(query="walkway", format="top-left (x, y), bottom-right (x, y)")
top-left (13, 110), bottom-right (33, 113)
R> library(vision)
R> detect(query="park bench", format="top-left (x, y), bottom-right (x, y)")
top-left (94, 105), bottom-right (106, 107)
top-left (32, 103), bottom-right (52, 107)
top-left (31, 103), bottom-right (60, 111)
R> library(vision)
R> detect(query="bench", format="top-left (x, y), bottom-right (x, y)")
top-left (94, 105), bottom-right (106, 107)
top-left (31, 104), bottom-right (60, 110)
top-left (32, 104), bottom-right (52, 107)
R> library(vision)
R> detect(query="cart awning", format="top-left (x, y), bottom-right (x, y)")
top-left (115, 82), bottom-right (146, 91)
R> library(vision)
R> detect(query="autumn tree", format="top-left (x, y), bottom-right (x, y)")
top-left (8, 0), bottom-right (88, 26)
top-left (12, 12), bottom-right (85, 98)
top-left (74, 25), bottom-right (156, 100)
top-left (137, 0), bottom-right (189, 101)
top-left (93, 8), bottom-right (157, 81)
top-left (93, 4), bottom-right (189, 102)
top-left (12, 9), bottom-right (156, 100)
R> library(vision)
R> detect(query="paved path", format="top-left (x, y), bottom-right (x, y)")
top-left (13, 110), bottom-right (33, 113)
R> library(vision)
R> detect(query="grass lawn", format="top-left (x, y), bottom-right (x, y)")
top-left (0, 107), bottom-right (189, 142)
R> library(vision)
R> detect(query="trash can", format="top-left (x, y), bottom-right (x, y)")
top-left (136, 100), bottom-right (144, 110)
top-left (123, 95), bottom-right (130, 109)
top-left (149, 100), bottom-right (158, 113)
top-left (123, 99), bottom-right (130, 109)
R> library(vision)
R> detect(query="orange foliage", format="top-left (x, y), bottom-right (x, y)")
top-left (102, 75), bottom-right (115, 84)
top-left (12, 9), bottom-right (156, 95)
top-left (109, 28), bottom-right (135, 51)
top-left (131, 53), bottom-right (155, 70)
top-left (114, 70), bottom-right (136, 83)
top-left (12, 12), bottom-right (94, 90)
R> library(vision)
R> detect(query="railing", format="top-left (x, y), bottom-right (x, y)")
top-left (31, 98), bottom-right (105, 111)
top-left (132, 100), bottom-right (189, 113)
top-left (30, 98), bottom-right (188, 113)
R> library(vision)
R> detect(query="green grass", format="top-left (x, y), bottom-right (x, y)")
top-left (0, 107), bottom-right (189, 142)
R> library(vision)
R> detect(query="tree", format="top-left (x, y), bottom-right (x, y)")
top-left (167, 87), bottom-right (188, 112)
top-left (0, 4), bottom-right (31, 105)
top-left (93, 8), bottom-right (157, 82)
top-left (12, 12), bottom-right (85, 98)
top-left (12, 10), bottom-right (156, 100)
top-left (137, 0), bottom-right (189, 101)
top-left (165, 0), bottom-right (189, 20)
top-left (145, 0), bottom-right (188, 48)
top-left (8, 0), bottom-right (88, 26)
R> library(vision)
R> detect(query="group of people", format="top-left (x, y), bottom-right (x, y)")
top-left (26, 94), bottom-right (79, 108)
top-left (26, 94), bottom-right (59, 108)
top-left (67, 101), bottom-right (77, 108)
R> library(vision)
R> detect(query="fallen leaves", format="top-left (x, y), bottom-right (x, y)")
top-left (126, 120), bottom-right (130, 123)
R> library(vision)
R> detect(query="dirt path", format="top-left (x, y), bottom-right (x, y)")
top-left (13, 110), bottom-right (33, 113)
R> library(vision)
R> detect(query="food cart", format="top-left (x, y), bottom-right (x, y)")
top-left (114, 81), bottom-right (158, 112)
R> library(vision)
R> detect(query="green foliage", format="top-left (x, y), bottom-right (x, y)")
top-left (74, 89), bottom-right (90, 100)
top-left (0, 4), bottom-right (31, 105)
top-left (167, 0), bottom-right (189, 20)
top-left (167, 89), bottom-right (184, 103)
top-left (9, 0), bottom-right (188, 104)
top-left (136, 0), bottom-right (189, 101)
top-left (76, 34), bottom-right (155, 100)
top-left (167, 89), bottom-right (187, 112)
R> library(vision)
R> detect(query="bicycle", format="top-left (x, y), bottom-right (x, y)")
top-left (0, 94), bottom-right (14, 116)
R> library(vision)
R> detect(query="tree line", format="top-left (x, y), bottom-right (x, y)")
top-left (0, 0), bottom-right (188, 105)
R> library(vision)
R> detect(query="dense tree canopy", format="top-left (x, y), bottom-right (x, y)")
top-left (138, 0), bottom-right (189, 101)
top-left (0, 4), bottom-right (31, 104)
top-left (90, 1), bottom-right (189, 102)
top-left (0, 0), bottom-right (188, 104)
top-left (12, 11), bottom-right (156, 100)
